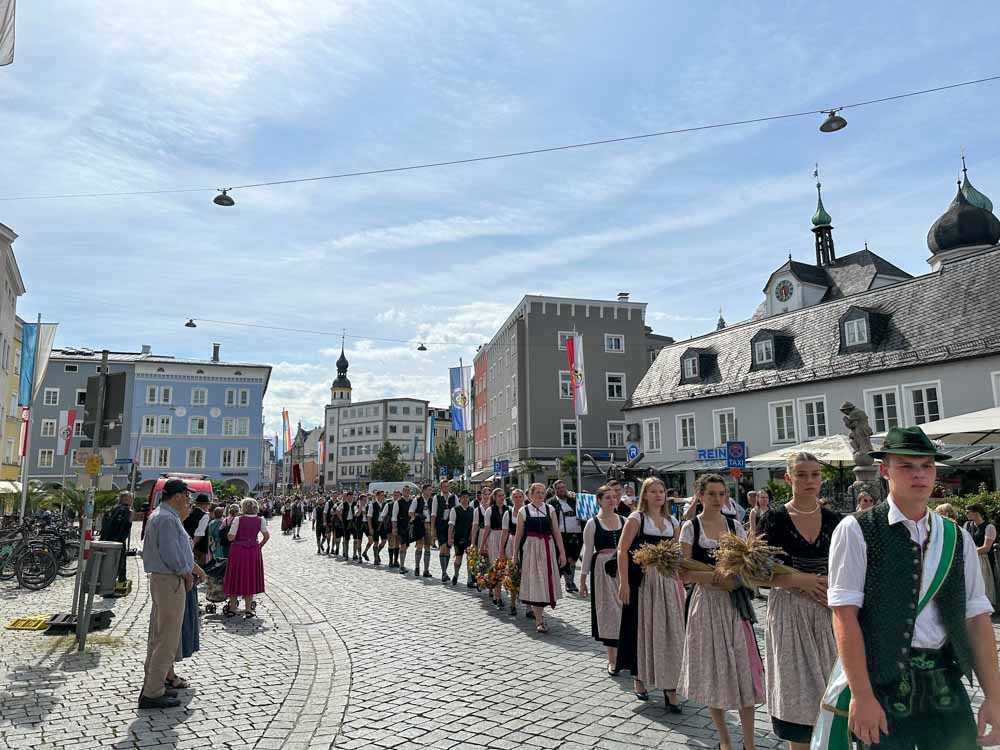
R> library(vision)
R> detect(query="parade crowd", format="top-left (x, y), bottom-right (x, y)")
top-left (261, 425), bottom-right (1000, 750)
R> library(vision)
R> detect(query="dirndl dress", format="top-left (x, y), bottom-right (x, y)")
top-left (518, 504), bottom-right (562, 609)
top-left (582, 516), bottom-right (623, 646)
top-left (678, 516), bottom-right (764, 709)
top-left (224, 515), bottom-right (266, 597)
top-left (483, 506), bottom-right (505, 561)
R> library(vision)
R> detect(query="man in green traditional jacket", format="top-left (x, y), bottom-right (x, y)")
top-left (822, 426), bottom-right (1000, 749)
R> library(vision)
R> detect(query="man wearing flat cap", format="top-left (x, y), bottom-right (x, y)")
top-left (814, 426), bottom-right (1000, 748)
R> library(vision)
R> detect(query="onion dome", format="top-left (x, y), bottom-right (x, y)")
top-left (962, 170), bottom-right (993, 213)
top-left (812, 182), bottom-right (832, 227)
top-left (332, 345), bottom-right (351, 389)
top-left (927, 184), bottom-right (1000, 255)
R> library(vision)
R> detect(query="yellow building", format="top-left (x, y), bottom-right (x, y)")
top-left (1, 316), bottom-right (23, 481)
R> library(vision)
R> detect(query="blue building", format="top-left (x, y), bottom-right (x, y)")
top-left (29, 343), bottom-right (271, 495)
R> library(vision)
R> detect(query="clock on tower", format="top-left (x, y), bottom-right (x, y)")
top-left (774, 280), bottom-right (794, 302)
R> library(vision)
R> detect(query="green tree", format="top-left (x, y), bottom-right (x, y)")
top-left (370, 441), bottom-right (409, 482)
top-left (520, 458), bottom-right (541, 484)
top-left (434, 435), bottom-right (464, 479)
top-left (559, 453), bottom-right (578, 491)
top-left (211, 479), bottom-right (245, 503)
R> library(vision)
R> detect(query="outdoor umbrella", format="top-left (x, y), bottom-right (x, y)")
top-left (899, 406), bottom-right (1000, 446)
top-left (747, 434), bottom-right (856, 466)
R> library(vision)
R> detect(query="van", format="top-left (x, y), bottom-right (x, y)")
top-left (365, 481), bottom-right (421, 496)
top-left (140, 473), bottom-right (215, 538)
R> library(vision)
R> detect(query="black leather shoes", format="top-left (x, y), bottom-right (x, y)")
top-left (138, 693), bottom-right (181, 709)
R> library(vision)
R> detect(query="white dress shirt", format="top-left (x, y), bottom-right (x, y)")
top-left (828, 495), bottom-right (992, 649)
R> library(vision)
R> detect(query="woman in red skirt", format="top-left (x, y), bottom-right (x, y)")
top-left (224, 498), bottom-right (270, 618)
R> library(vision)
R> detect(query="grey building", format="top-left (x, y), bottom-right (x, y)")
top-left (472, 293), bottom-right (672, 486)
top-left (322, 347), bottom-right (430, 489)
top-left (627, 169), bottom-right (1000, 495)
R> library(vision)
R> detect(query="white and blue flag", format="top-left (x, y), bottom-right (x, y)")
top-left (449, 365), bottom-right (471, 431)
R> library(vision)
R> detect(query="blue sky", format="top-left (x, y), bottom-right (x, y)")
top-left (2, 1), bottom-right (998, 435)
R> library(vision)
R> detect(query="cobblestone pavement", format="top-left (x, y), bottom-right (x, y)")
top-left (0, 523), bottom-right (994, 749)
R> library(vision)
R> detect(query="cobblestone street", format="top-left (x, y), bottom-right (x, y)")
top-left (0, 524), bottom-right (993, 749)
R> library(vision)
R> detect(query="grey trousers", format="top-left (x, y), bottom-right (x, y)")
top-left (142, 573), bottom-right (186, 698)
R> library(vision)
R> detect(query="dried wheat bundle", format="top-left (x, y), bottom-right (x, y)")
top-left (632, 539), bottom-right (713, 577)
top-left (711, 532), bottom-right (796, 584)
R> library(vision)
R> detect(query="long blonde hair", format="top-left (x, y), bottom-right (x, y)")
top-left (637, 477), bottom-right (666, 514)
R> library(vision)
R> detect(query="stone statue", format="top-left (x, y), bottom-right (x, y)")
top-left (840, 401), bottom-right (874, 467)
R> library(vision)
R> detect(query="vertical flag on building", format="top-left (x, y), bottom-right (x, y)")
top-left (56, 409), bottom-right (76, 456)
top-left (427, 413), bottom-right (435, 456)
top-left (317, 434), bottom-right (325, 466)
top-left (18, 321), bottom-right (58, 406)
top-left (282, 409), bottom-right (292, 453)
top-left (0, 0), bottom-right (14, 66)
top-left (565, 333), bottom-right (588, 416)
top-left (449, 364), bottom-right (472, 431)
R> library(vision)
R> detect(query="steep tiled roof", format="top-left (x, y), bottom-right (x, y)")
top-left (629, 246), bottom-right (1000, 409)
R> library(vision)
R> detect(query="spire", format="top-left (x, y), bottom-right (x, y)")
top-left (960, 148), bottom-right (994, 213)
top-left (811, 164), bottom-right (836, 266)
top-left (331, 329), bottom-right (352, 401)
top-left (811, 164), bottom-right (833, 227)
top-left (716, 307), bottom-right (726, 330)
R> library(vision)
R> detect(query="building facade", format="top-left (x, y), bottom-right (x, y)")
top-left (471, 293), bottom-right (671, 486)
top-left (0, 224), bottom-right (25, 483)
top-left (27, 344), bottom-right (272, 494)
top-left (322, 348), bottom-right (431, 489)
top-left (627, 169), bottom-right (1000, 494)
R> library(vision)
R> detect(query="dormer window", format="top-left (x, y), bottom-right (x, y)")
top-left (754, 339), bottom-right (774, 365)
top-left (683, 357), bottom-right (699, 379)
top-left (844, 318), bottom-right (868, 347)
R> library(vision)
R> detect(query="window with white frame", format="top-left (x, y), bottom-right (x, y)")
top-left (236, 448), bottom-right (248, 468)
top-left (157, 448), bottom-right (170, 468)
top-left (40, 419), bottom-right (57, 438)
top-left (993, 372), bottom-right (1000, 407)
top-left (160, 386), bottom-right (172, 404)
top-left (676, 414), bottom-right (696, 450)
top-left (223, 417), bottom-right (235, 436)
top-left (559, 370), bottom-right (572, 399)
top-left (904, 382), bottom-right (941, 425)
top-left (5, 439), bottom-right (14, 464)
top-left (191, 388), bottom-right (208, 406)
top-left (142, 415), bottom-right (156, 435)
top-left (71, 449), bottom-right (82, 467)
top-left (606, 372), bottom-right (626, 401)
top-left (643, 418), bottom-right (662, 452)
top-left (141, 447), bottom-right (155, 467)
top-left (683, 357), bottom-right (699, 379)
top-left (754, 339), bottom-right (774, 365)
top-left (221, 448), bottom-right (234, 468)
top-left (38, 449), bottom-right (54, 468)
top-left (64, 364), bottom-right (78, 373)
top-left (866, 388), bottom-right (900, 433)
top-left (146, 385), bottom-right (158, 404)
top-left (158, 416), bottom-right (171, 435)
top-left (604, 334), bottom-right (625, 353)
top-left (714, 409), bottom-right (736, 445)
top-left (770, 400), bottom-right (797, 443)
top-left (608, 421), bottom-right (625, 447)
top-left (844, 318), bottom-right (869, 347)
top-left (186, 448), bottom-right (205, 469)
top-left (239, 389), bottom-right (250, 407)
top-left (511, 423), bottom-right (518, 448)
top-left (73, 421), bottom-right (85, 437)
top-left (799, 397), bottom-right (828, 439)
top-left (44, 388), bottom-right (59, 406)
top-left (236, 417), bottom-right (250, 436)
top-left (189, 416), bottom-right (207, 435)
top-left (557, 331), bottom-right (573, 350)
top-left (225, 388), bottom-right (237, 407)
top-left (560, 419), bottom-right (577, 447)
top-left (75, 389), bottom-right (87, 406)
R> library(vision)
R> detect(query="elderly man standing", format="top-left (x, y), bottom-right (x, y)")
top-left (139, 479), bottom-right (202, 709)
top-left (101, 491), bottom-right (135, 583)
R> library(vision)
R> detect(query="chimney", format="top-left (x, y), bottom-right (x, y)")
top-left (617, 291), bottom-right (630, 302)
top-left (140, 344), bottom-right (151, 355)
top-left (212, 343), bottom-right (221, 362)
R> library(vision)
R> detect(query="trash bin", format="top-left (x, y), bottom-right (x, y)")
top-left (88, 541), bottom-right (123, 596)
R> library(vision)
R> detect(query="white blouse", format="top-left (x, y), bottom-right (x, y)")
top-left (228, 515), bottom-right (267, 538)
top-left (679, 515), bottom-right (745, 548)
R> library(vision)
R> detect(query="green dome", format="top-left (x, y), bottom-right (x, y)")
top-left (962, 173), bottom-right (993, 213)
top-left (812, 189), bottom-right (832, 227)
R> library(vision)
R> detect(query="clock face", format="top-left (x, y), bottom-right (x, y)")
top-left (775, 280), bottom-right (794, 302)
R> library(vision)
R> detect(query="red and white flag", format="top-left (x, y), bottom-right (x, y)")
top-left (565, 333), bottom-right (588, 416)
top-left (56, 409), bottom-right (77, 456)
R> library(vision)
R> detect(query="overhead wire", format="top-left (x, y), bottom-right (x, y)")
top-left (188, 317), bottom-right (464, 348)
top-left (1, 74), bottom-right (998, 202)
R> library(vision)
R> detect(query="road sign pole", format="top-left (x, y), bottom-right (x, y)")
top-left (71, 350), bottom-right (108, 638)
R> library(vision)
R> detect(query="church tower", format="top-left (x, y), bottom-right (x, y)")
top-left (330, 344), bottom-right (352, 405)
top-left (812, 166), bottom-right (836, 267)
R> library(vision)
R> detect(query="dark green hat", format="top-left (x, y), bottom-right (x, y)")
top-left (869, 425), bottom-right (951, 461)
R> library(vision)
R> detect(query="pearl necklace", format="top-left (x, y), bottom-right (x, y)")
top-left (786, 500), bottom-right (821, 515)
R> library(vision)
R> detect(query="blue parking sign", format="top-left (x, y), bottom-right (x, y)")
top-left (726, 441), bottom-right (747, 469)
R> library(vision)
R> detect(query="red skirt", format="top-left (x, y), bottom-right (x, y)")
top-left (223, 541), bottom-right (265, 597)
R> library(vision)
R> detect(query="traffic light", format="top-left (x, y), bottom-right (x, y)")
top-left (82, 372), bottom-right (127, 447)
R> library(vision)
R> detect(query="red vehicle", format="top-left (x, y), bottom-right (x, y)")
top-left (140, 473), bottom-right (215, 538)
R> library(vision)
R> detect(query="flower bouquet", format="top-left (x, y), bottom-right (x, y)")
top-left (711, 532), bottom-right (796, 586)
top-left (477, 556), bottom-right (502, 590)
top-left (500, 558), bottom-right (521, 599)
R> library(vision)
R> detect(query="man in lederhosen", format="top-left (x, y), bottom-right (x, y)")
top-left (431, 479), bottom-right (457, 582)
top-left (447, 490), bottom-right (476, 587)
top-left (409, 484), bottom-right (434, 577)
top-left (392, 489), bottom-right (412, 574)
top-left (548, 479), bottom-right (582, 593)
top-left (313, 494), bottom-right (329, 554)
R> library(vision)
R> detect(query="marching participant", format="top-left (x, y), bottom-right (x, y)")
top-left (409, 484), bottom-right (434, 577)
top-left (513, 482), bottom-right (566, 634)
top-left (352, 493), bottom-right (368, 562)
top-left (679, 474), bottom-right (763, 750)
top-left (431, 480), bottom-right (457, 582)
top-left (447, 490), bottom-right (476, 586)
top-left (480, 488), bottom-right (508, 608)
top-left (756, 453), bottom-right (840, 749)
top-left (383, 490), bottom-right (400, 568)
top-left (549, 480), bottom-right (582, 593)
top-left (393, 487), bottom-right (413, 574)
top-left (313, 495), bottom-right (329, 555)
top-left (366, 490), bottom-right (385, 565)
top-left (579, 484), bottom-right (624, 677)
top-left (469, 487), bottom-right (492, 588)
top-left (501, 488), bottom-right (526, 614)
top-left (815, 427), bottom-right (1000, 749)
top-left (339, 491), bottom-right (354, 560)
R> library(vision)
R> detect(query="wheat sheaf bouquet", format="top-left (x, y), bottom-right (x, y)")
top-left (631, 539), bottom-right (713, 576)
top-left (711, 532), bottom-right (797, 586)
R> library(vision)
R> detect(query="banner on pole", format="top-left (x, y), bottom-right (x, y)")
top-left (449, 365), bottom-right (472, 431)
top-left (566, 334), bottom-right (588, 416)
top-left (18, 322), bottom-right (57, 406)
top-left (56, 409), bottom-right (77, 456)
